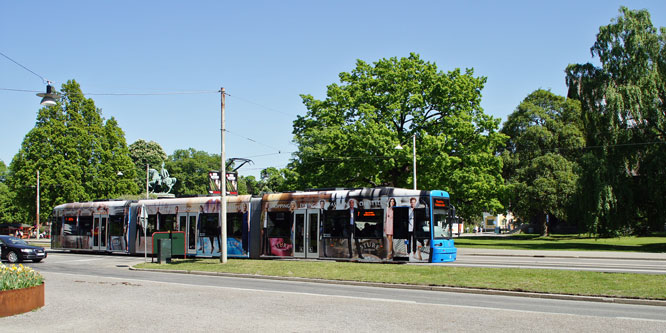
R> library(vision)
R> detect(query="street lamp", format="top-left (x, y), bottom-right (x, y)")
top-left (36, 82), bottom-right (59, 106)
top-left (395, 134), bottom-right (417, 190)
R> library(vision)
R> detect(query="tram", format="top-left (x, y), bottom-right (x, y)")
top-left (50, 188), bottom-right (458, 262)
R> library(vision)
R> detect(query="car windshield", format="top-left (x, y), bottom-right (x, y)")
top-left (7, 237), bottom-right (28, 245)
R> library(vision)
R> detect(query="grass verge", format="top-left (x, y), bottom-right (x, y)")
top-left (454, 233), bottom-right (666, 253)
top-left (135, 259), bottom-right (666, 300)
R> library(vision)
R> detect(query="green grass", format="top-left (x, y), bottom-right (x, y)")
top-left (454, 233), bottom-right (666, 253)
top-left (135, 259), bottom-right (666, 300)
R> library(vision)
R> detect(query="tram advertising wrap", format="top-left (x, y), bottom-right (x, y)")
top-left (51, 188), bottom-right (458, 262)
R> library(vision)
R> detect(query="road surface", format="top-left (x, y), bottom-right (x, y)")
top-left (1, 253), bottom-right (663, 332)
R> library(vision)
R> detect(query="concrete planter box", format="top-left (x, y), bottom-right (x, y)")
top-left (0, 283), bottom-right (45, 317)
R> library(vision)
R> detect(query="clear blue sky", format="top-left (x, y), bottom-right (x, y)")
top-left (2, 1), bottom-right (665, 178)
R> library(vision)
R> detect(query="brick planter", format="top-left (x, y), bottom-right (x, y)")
top-left (0, 283), bottom-right (45, 317)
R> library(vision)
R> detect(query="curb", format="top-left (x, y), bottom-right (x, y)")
top-left (462, 252), bottom-right (666, 261)
top-left (129, 267), bottom-right (666, 307)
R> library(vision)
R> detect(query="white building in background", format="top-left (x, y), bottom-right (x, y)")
top-left (482, 212), bottom-right (515, 231)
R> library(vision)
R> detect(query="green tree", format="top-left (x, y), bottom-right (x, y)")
top-left (129, 139), bottom-right (168, 192)
top-left (501, 90), bottom-right (584, 234)
top-left (0, 160), bottom-right (18, 223)
top-left (566, 7), bottom-right (666, 235)
top-left (8, 80), bottom-right (138, 222)
top-left (165, 148), bottom-right (220, 196)
top-left (291, 53), bottom-right (506, 221)
top-left (0, 160), bottom-right (7, 182)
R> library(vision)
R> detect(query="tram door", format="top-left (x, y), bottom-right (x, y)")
top-left (294, 209), bottom-right (319, 258)
top-left (178, 213), bottom-right (198, 256)
top-left (92, 214), bottom-right (108, 251)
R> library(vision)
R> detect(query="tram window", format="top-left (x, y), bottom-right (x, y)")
top-left (433, 210), bottom-right (452, 239)
top-left (51, 216), bottom-right (62, 247)
top-left (354, 209), bottom-right (383, 239)
top-left (146, 215), bottom-right (157, 236)
top-left (199, 213), bottom-right (219, 237)
top-left (108, 215), bottom-right (124, 236)
top-left (159, 214), bottom-right (176, 231)
top-left (393, 208), bottom-right (429, 239)
top-left (52, 216), bottom-right (62, 236)
top-left (322, 210), bottom-right (348, 238)
top-left (227, 213), bottom-right (243, 237)
top-left (268, 212), bottom-right (292, 238)
top-left (63, 216), bottom-right (77, 235)
top-left (414, 209), bottom-right (430, 239)
top-left (79, 216), bottom-right (93, 236)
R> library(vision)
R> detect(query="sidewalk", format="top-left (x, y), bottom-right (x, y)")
top-left (458, 247), bottom-right (666, 260)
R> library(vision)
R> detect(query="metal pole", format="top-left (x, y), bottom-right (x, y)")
top-left (412, 134), bottom-right (417, 190)
top-left (144, 213), bottom-right (147, 263)
top-left (220, 87), bottom-right (227, 263)
top-left (36, 170), bottom-right (40, 234)
top-left (146, 164), bottom-right (149, 199)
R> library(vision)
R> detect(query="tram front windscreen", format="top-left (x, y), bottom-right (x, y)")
top-left (432, 197), bottom-right (452, 239)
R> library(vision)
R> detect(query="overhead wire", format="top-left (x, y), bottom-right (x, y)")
top-left (227, 94), bottom-right (295, 117)
top-left (224, 129), bottom-right (290, 152)
top-left (0, 51), bottom-right (49, 84)
top-left (83, 90), bottom-right (219, 96)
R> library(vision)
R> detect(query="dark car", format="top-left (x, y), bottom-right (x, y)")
top-left (0, 235), bottom-right (47, 263)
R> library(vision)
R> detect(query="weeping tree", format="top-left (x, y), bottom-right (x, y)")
top-left (566, 7), bottom-right (666, 235)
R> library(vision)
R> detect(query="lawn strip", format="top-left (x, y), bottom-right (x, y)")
top-left (135, 259), bottom-right (666, 300)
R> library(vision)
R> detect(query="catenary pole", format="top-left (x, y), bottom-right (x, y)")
top-left (220, 87), bottom-right (227, 263)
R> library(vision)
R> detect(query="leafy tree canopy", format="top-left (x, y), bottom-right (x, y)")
top-left (8, 80), bottom-right (138, 222)
top-left (291, 53), bottom-right (506, 221)
top-left (129, 139), bottom-right (168, 192)
top-left (501, 90), bottom-right (584, 234)
top-left (165, 148), bottom-right (219, 197)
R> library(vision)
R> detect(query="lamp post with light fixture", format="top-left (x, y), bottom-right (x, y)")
top-left (33, 81), bottom-right (59, 235)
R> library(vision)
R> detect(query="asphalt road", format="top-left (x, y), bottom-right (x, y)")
top-left (1, 253), bottom-right (664, 332)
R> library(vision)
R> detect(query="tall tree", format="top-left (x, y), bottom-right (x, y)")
top-left (566, 7), bottom-right (665, 235)
top-left (501, 90), bottom-right (584, 234)
top-left (0, 160), bottom-right (18, 223)
top-left (129, 139), bottom-right (168, 192)
top-left (291, 53), bottom-right (506, 221)
top-left (8, 80), bottom-right (138, 222)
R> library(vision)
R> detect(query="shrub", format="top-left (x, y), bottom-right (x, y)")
top-left (0, 264), bottom-right (44, 291)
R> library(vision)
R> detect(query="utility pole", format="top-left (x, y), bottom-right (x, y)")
top-left (412, 134), bottom-right (417, 190)
top-left (36, 170), bottom-right (40, 234)
top-left (220, 87), bottom-right (227, 263)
